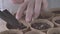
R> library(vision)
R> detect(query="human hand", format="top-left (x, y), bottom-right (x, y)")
top-left (16, 0), bottom-right (48, 23)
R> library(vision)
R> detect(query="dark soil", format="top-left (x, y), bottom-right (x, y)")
top-left (38, 15), bottom-right (50, 19)
top-left (52, 11), bottom-right (60, 14)
top-left (55, 20), bottom-right (60, 24)
top-left (6, 23), bottom-right (27, 30)
top-left (31, 23), bottom-right (51, 30)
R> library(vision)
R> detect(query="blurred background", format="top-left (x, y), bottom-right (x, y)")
top-left (0, 0), bottom-right (60, 14)
top-left (48, 0), bottom-right (60, 8)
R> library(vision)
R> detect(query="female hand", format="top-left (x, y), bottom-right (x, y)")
top-left (16, 0), bottom-right (48, 23)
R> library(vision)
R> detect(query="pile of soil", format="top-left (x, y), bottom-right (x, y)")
top-left (6, 23), bottom-right (27, 30)
top-left (38, 15), bottom-right (50, 19)
top-left (31, 23), bottom-right (51, 30)
top-left (55, 20), bottom-right (60, 24)
top-left (52, 11), bottom-right (60, 14)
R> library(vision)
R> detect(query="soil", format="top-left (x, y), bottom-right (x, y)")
top-left (52, 11), bottom-right (60, 14)
top-left (55, 20), bottom-right (60, 24)
top-left (31, 23), bottom-right (51, 30)
top-left (38, 15), bottom-right (50, 19)
top-left (6, 23), bottom-right (27, 30)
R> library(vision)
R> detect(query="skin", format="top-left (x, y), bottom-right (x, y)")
top-left (12, 0), bottom-right (48, 23)
top-left (33, 0), bottom-right (48, 20)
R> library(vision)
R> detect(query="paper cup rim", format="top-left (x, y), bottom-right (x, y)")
top-left (25, 30), bottom-right (46, 34)
top-left (52, 16), bottom-right (60, 26)
top-left (30, 19), bottom-right (54, 31)
top-left (0, 29), bottom-right (23, 34)
top-left (47, 28), bottom-right (60, 34)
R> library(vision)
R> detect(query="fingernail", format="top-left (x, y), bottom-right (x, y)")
top-left (16, 16), bottom-right (20, 20)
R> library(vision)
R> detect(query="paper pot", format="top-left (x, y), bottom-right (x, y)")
top-left (0, 18), bottom-right (8, 32)
top-left (30, 19), bottom-right (54, 32)
top-left (47, 28), bottom-right (60, 34)
top-left (48, 8), bottom-right (60, 16)
top-left (38, 11), bottom-right (55, 20)
top-left (7, 19), bottom-right (29, 31)
top-left (18, 19), bottom-right (31, 33)
top-left (25, 30), bottom-right (46, 34)
top-left (0, 29), bottom-right (23, 34)
top-left (52, 16), bottom-right (60, 27)
top-left (14, 13), bottom-right (30, 32)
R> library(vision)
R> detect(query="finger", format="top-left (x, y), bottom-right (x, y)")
top-left (40, 0), bottom-right (48, 18)
top-left (33, 0), bottom-right (42, 19)
top-left (16, 1), bottom-right (28, 20)
top-left (25, 0), bottom-right (35, 22)
top-left (42, 0), bottom-right (48, 10)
